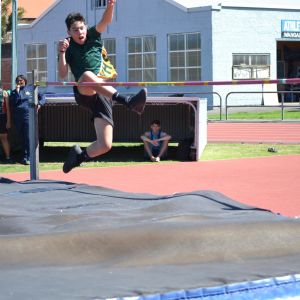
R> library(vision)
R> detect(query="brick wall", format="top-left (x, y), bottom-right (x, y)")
top-left (1, 58), bottom-right (12, 89)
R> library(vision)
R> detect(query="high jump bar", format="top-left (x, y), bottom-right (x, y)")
top-left (37, 78), bottom-right (300, 87)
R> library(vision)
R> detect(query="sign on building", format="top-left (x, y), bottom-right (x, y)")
top-left (281, 20), bottom-right (300, 38)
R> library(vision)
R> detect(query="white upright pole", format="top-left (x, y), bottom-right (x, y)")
top-left (195, 99), bottom-right (207, 160)
top-left (29, 69), bottom-right (39, 180)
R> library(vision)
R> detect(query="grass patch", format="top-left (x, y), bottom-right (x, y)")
top-left (0, 142), bottom-right (299, 174)
top-left (208, 109), bottom-right (300, 121)
top-left (201, 143), bottom-right (300, 160)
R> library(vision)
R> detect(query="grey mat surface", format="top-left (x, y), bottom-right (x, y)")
top-left (0, 178), bottom-right (300, 300)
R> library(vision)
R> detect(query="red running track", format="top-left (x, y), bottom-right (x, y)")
top-left (208, 122), bottom-right (300, 143)
top-left (2, 155), bottom-right (300, 218)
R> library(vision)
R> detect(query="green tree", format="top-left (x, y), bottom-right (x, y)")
top-left (1, 0), bottom-right (25, 38)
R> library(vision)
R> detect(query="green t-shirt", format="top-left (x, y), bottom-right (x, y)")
top-left (65, 26), bottom-right (103, 81)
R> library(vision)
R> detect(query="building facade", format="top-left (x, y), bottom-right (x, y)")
top-left (16, 0), bottom-right (300, 107)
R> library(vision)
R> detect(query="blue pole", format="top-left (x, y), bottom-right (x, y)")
top-left (11, 0), bottom-right (18, 88)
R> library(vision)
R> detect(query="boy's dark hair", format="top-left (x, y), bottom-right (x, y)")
top-left (15, 74), bottom-right (27, 85)
top-left (151, 120), bottom-right (161, 126)
top-left (65, 12), bottom-right (86, 30)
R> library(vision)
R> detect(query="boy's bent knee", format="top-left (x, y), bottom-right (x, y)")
top-left (97, 140), bottom-right (112, 153)
top-left (77, 86), bottom-right (96, 96)
top-left (103, 142), bottom-right (112, 153)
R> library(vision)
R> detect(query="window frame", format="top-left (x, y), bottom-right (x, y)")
top-left (103, 38), bottom-right (116, 67)
top-left (127, 35), bottom-right (157, 82)
top-left (25, 43), bottom-right (48, 84)
top-left (92, 0), bottom-right (107, 9)
top-left (232, 53), bottom-right (271, 80)
top-left (103, 38), bottom-right (117, 81)
top-left (168, 32), bottom-right (201, 81)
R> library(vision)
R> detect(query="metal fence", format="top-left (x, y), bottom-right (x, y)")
top-left (225, 90), bottom-right (300, 120)
top-left (150, 90), bottom-right (300, 121)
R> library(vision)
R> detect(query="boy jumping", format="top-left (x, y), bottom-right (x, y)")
top-left (58, 0), bottom-right (147, 173)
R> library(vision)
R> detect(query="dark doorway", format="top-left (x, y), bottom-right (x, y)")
top-left (277, 41), bottom-right (300, 102)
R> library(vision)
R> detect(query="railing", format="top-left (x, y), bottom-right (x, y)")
top-left (43, 89), bottom-right (300, 121)
top-left (225, 90), bottom-right (300, 121)
top-left (148, 90), bottom-right (300, 121)
top-left (148, 92), bottom-right (223, 120)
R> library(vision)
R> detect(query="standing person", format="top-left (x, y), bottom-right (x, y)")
top-left (58, 0), bottom-right (147, 173)
top-left (0, 89), bottom-right (13, 163)
top-left (9, 75), bottom-right (45, 165)
top-left (141, 120), bottom-right (171, 162)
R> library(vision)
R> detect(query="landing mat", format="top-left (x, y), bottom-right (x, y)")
top-left (0, 178), bottom-right (299, 299)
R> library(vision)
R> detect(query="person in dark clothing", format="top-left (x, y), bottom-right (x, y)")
top-left (9, 75), bottom-right (45, 165)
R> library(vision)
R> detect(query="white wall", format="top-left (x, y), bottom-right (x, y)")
top-left (16, 0), bottom-right (300, 107)
top-left (211, 7), bottom-right (300, 106)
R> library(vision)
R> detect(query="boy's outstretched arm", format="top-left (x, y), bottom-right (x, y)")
top-left (96, 0), bottom-right (116, 33)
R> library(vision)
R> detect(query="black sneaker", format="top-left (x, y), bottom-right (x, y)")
top-left (63, 145), bottom-right (82, 173)
top-left (268, 147), bottom-right (277, 153)
top-left (128, 88), bottom-right (147, 115)
top-left (21, 158), bottom-right (30, 165)
top-left (4, 157), bottom-right (15, 164)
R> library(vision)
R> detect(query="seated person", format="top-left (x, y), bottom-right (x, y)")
top-left (141, 120), bottom-right (171, 162)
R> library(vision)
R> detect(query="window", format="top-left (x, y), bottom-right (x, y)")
top-left (128, 36), bottom-right (156, 82)
top-left (168, 32), bottom-right (201, 81)
top-left (103, 38), bottom-right (116, 81)
top-left (232, 54), bottom-right (270, 79)
top-left (25, 44), bottom-right (47, 84)
top-left (93, 0), bottom-right (107, 9)
top-left (103, 38), bottom-right (116, 68)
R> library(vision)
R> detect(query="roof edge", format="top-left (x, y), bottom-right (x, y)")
top-left (222, 2), bottom-right (300, 10)
top-left (165, 0), bottom-right (188, 12)
top-left (165, 0), bottom-right (221, 12)
top-left (165, 0), bottom-right (300, 11)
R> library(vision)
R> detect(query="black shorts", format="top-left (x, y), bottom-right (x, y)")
top-left (73, 86), bottom-right (114, 126)
top-left (0, 113), bottom-right (8, 134)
